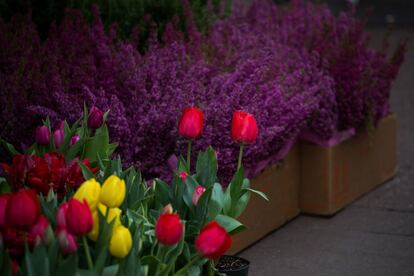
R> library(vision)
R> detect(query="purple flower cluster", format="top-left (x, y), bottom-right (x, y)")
top-left (0, 1), bottom-right (405, 182)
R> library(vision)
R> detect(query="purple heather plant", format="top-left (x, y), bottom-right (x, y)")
top-left (0, 0), bottom-right (405, 183)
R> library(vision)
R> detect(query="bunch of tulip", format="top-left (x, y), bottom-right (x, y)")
top-left (1, 106), bottom-right (266, 275)
top-left (0, 106), bottom-right (116, 196)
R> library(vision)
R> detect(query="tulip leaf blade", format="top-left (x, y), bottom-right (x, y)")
top-left (207, 183), bottom-right (224, 221)
top-left (215, 214), bottom-right (246, 235)
top-left (195, 146), bottom-right (218, 188)
top-left (78, 160), bottom-right (95, 180)
top-left (0, 137), bottom-right (20, 156)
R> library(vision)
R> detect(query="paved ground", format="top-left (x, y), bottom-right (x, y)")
top-left (239, 28), bottom-right (414, 276)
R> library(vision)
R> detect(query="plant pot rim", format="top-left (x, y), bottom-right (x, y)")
top-left (217, 255), bottom-right (250, 272)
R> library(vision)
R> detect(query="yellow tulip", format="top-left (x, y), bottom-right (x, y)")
top-left (88, 211), bottom-right (100, 241)
top-left (98, 204), bottom-right (122, 227)
top-left (109, 225), bottom-right (132, 258)
top-left (100, 175), bottom-right (126, 208)
top-left (73, 179), bottom-right (101, 212)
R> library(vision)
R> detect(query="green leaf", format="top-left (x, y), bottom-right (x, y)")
top-left (243, 187), bottom-right (269, 201)
top-left (78, 160), bottom-right (95, 180)
top-left (195, 146), bottom-right (218, 188)
top-left (154, 179), bottom-right (172, 207)
top-left (56, 253), bottom-right (78, 276)
top-left (215, 215), bottom-right (246, 235)
top-left (101, 265), bottom-right (119, 276)
top-left (83, 124), bottom-right (110, 162)
top-left (207, 183), bottom-right (224, 221)
top-left (0, 138), bottom-right (20, 155)
top-left (183, 175), bottom-right (198, 209)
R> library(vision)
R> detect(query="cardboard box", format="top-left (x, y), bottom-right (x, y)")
top-left (299, 114), bottom-right (397, 215)
top-left (229, 146), bottom-right (300, 254)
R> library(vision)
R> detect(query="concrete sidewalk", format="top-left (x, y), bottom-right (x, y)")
top-left (239, 28), bottom-right (414, 276)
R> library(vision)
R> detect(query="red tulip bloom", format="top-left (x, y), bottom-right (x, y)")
top-left (57, 228), bottom-right (78, 255)
top-left (192, 185), bottom-right (206, 205)
top-left (155, 213), bottom-right (183, 245)
top-left (88, 106), bottom-right (104, 129)
top-left (231, 111), bottom-right (259, 144)
top-left (66, 198), bottom-right (93, 236)
top-left (1, 155), bottom-right (34, 189)
top-left (36, 126), bottom-right (51, 145)
top-left (26, 153), bottom-right (67, 196)
top-left (0, 194), bottom-right (10, 229)
top-left (2, 228), bottom-right (29, 259)
top-left (66, 158), bottom-right (97, 189)
top-left (29, 215), bottom-right (49, 245)
top-left (56, 202), bottom-right (69, 229)
top-left (5, 189), bottom-right (40, 231)
top-left (178, 107), bottom-right (204, 139)
top-left (195, 221), bottom-right (232, 260)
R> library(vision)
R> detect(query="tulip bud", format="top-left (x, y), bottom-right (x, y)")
top-left (35, 126), bottom-right (51, 145)
top-left (195, 221), bottom-right (232, 260)
top-left (161, 203), bottom-right (173, 215)
top-left (5, 189), bottom-right (40, 231)
top-left (192, 185), bottom-right (206, 205)
top-left (100, 175), bottom-right (126, 208)
top-left (179, 172), bottom-right (188, 182)
top-left (56, 202), bottom-right (69, 229)
top-left (178, 107), bottom-right (204, 139)
top-left (57, 228), bottom-right (78, 255)
top-left (109, 225), bottom-right (132, 258)
top-left (70, 134), bottom-right (80, 146)
top-left (88, 106), bottom-right (104, 129)
top-left (29, 215), bottom-right (49, 246)
top-left (88, 211), bottom-right (100, 241)
top-left (155, 213), bottom-right (183, 245)
top-left (98, 204), bottom-right (122, 227)
top-left (53, 129), bottom-right (64, 148)
top-left (66, 198), bottom-right (93, 236)
top-left (231, 111), bottom-right (258, 144)
top-left (0, 194), bottom-right (10, 230)
top-left (73, 179), bottom-right (101, 212)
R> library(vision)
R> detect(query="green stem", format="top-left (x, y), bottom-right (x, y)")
top-left (208, 260), bottom-right (215, 276)
top-left (82, 235), bottom-right (93, 270)
top-left (174, 255), bottom-right (202, 275)
top-left (187, 140), bottom-right (192, 172)
top-left (237, 143), bottom-right (244, 171)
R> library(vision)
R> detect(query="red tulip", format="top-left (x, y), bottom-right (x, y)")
top-left (192, 185), bottom-right (206, 205)
top-left (0, 194), bottom-right (10, 229)
top-left (1, 155), bottom-right (34, 189)
top-left (56, 202), bottom-right (69, 229)
top-left (231, 111), bottom-right (258, 144)
top-left (178, 107), bottom-right (204, 139)
top-left (26, 153), bottom-right (67, 196)
top-left (5, 189), bottom-right (40, 231)
top-left (66, 199), bottom-right (93, 236)
top-left (88, 106), bottom-right (104, 129)
top-left (179, 172), bottom-right (188, 182)
top-left (57, 228), bottom-right (78, 255)
top-left (2, 228), bottom-right (28, 259)
top-left (29, 215), bottom-right (49, 245)
top-left (195, 221), bottom-right (232, 260)
top-left (155, 213), bottom-right (183, 245)
top-left (66, 158), bottom-right (98, 190)
top-left (36, 126), bottom-right (51, 145)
